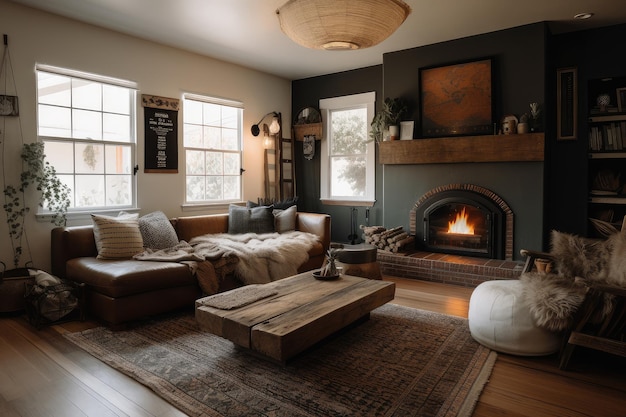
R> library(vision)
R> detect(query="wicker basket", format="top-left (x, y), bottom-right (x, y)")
top-left (24, 280), bottom-right (85, 328)
top-left (293, 123), bottom-right (322, 141)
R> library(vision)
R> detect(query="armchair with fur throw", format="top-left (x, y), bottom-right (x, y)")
top-left (520, 229), bottom-right (626, 369)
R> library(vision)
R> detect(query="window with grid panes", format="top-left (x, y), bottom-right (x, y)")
top-left (36, 65), bottom-right (137, 210)
top-left (183, 95), bottom-right (243, 203)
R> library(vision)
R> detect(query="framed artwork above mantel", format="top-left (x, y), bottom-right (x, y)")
top-left (419, 57), bottom-right (495, 138)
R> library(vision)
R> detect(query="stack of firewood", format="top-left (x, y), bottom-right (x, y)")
top-left (361, 225), bottom-right (415, 253)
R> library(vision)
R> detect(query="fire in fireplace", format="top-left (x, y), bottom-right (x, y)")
top-left (410, 184), bottom-right (514, 260)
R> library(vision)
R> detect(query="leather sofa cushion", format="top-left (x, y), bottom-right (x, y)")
top-left (66, 258), bottom-right (194, 298)
top-left (174, 214), bottom-right (229, 242)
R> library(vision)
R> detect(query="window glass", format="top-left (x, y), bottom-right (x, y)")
top-left (183, 96), bottom-right (243, 203)
top-left (319, 92), bottom-right (376, 206)
top-left (37, 66), bottom-right (137, 211)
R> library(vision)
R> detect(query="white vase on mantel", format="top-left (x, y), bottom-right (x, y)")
top-left (389, 125), bottom-right (399, 141)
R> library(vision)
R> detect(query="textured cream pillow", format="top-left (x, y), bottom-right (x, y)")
top-left (92, 213), bottom-right (144, 259)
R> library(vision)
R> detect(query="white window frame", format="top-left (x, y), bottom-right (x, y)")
top-left (182, 93), bottom-right (243, 208)
top-left (319, 92), bottom-right (376, 206)
top-left (35, 64), bottom-right (138, 218)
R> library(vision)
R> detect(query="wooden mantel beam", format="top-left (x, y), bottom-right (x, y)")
top-left (378, 133), bottom-right (544, 165)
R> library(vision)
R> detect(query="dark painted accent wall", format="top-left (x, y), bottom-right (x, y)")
top-left (294, 23), bottom-right (626, 258)
top-left (548, 24), bottom-right (626, 237)
top-left (379, 23), bottom-right (547, 259)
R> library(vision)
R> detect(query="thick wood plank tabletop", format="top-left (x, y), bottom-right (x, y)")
top-left (195, 272), bottom-right (395, 362)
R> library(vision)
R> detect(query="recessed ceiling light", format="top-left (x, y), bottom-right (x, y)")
top-left (574, 12), bottom-right (594, 20)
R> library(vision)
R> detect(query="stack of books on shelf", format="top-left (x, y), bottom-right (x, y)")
top-left (590, 105), bottom-right (620, 115)
top-left (589, 122), bottom-right (626, 151)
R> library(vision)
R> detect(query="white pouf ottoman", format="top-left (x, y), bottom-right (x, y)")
top-left (468, 280), bottom-right (561, 356)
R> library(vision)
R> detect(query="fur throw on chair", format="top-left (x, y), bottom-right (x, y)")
top-left (520, 272), bottom-right (587, 331)
top-left (520, 229), bottom-right (626, 331)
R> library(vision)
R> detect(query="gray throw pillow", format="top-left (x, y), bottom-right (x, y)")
top-left (228, 205), bottom-right (275, 234)
top-left (274, 205), bottom-right (297, 233)
top-left (247, 196), bottom-right (298, 210)
top-left (138, 211), bottom-right (179, 250)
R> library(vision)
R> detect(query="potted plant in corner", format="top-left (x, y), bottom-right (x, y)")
top-left (1, 142), bottom-right (71, 312)
top-left (370, 97), bottom-right (407, 142)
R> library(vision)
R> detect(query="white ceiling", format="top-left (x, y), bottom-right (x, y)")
top-left (11, 0), bottom-right (626, 80)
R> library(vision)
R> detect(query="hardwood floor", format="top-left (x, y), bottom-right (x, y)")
top-left (1, 276), bottom-right (624, 416)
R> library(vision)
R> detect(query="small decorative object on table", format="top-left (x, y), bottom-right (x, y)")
top-left (314, 248), bottom-right (340, 280)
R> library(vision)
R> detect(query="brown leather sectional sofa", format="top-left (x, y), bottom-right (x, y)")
top-left (51, 212), bottom-right (331, 327)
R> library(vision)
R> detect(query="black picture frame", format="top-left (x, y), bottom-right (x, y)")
top-left (419, 57), bottom-right (494, 138)
top-left (142, 95), bottom-right (179, 173)
top-left (557, 67), bottom-right (577, 141)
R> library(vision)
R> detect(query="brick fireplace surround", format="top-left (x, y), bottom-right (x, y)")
top-left (377, 182), bottom-right (525, 288)
top-left (378, 250), bottom-right (524, 288)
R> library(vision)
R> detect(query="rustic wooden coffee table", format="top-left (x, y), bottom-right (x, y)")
top-left (195, 272), bottom-right (395, 363)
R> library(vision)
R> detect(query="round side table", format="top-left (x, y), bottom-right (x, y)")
top-left (334, 243), bottom-right (382, 280)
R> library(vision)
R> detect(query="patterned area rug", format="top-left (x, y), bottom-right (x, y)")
top-left (65, 304), bottom-right (495, 417)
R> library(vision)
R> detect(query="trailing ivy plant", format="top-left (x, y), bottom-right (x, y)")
top-left (3, 142), bottom-right (71, 268)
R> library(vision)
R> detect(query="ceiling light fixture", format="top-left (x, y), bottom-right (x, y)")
top-left (276, 0), bottom-right (411, 51)
top-left (574, 12), bottom-right (594, 20)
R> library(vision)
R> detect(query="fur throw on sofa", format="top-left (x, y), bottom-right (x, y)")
top-left (520, 229), bottom-right (625, 331)
top-left (191, 231), bottom-right (320, 285)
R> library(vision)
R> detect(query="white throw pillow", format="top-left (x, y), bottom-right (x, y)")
top-left (92, 213), bottom-right (144, 259)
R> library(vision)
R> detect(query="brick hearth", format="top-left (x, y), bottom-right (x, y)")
top-left (378, 250), bottom-right (524, 288)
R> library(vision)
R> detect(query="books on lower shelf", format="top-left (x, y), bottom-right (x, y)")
top-left (589, 121), bottom-right (626, 151)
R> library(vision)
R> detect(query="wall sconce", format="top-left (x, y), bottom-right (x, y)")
top-left (251, 111), bottom-right (281, 136)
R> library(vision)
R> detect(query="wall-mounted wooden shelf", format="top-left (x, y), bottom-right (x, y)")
top-left (378, 132), bottom-right (545, 165)
top-left (293, 123), bottom-right (322, 141)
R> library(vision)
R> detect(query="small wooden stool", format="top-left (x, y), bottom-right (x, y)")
top-left (333, 243), bottom-right (382, 280)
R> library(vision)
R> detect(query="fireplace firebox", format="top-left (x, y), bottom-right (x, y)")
top-left (410, 184), bottom-right (514, 260)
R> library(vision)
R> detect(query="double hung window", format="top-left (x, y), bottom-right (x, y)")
top-left (319, 92), bottom-right (376, 206)
top-left (36, 65), bottom-right (137, 211)
top-left (183, 95), bottom-right (243, 203)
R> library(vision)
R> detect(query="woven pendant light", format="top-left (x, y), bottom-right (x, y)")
top-left (276, 0), bottom-right (411, 50)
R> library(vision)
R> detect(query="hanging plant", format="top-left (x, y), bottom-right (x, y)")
top-left (3, 142), bottom-right (71, 268)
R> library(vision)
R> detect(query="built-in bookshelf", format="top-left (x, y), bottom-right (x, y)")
top-left (588, 114), bottom-right (626, 151)
top-left (587, 76), bottom-right (626, 237)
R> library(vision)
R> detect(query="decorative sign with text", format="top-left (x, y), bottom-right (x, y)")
top-left (142, 94), bottom-right (179, 173)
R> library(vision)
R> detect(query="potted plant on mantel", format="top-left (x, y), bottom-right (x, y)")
top-left (1, 142), bottom-right (71, 311)
top-left (370, 97), bottom-right (408, 143)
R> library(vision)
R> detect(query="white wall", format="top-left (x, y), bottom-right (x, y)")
top-left (0, 0), bottom-right (291, 271)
